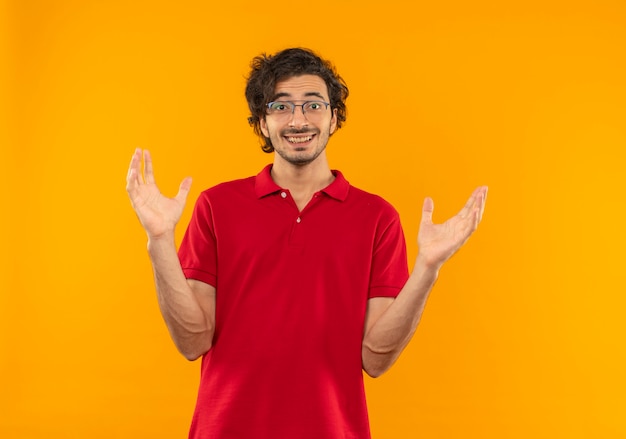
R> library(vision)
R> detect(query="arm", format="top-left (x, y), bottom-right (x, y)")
top-left (126, 148), bottom-right (215, 360)
top-left (362, 186), bottom-right (488, 377)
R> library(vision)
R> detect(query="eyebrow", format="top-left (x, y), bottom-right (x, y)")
top-left (271, 91), bottom-right (327, 101)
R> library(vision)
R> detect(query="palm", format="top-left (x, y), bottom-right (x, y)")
top-left (126, 149), bottom-right (192, 238)
top-left (417, 186), bottom-right (487, 268)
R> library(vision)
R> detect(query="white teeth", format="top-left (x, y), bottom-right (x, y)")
top-left (287, 136), bottom-right (312, 144)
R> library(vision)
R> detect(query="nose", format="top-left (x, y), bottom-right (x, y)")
top-left (288, 105), bottom-right (308, 127)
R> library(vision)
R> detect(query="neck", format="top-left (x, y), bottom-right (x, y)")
top-left (271, 156), bottom-right (335, 209)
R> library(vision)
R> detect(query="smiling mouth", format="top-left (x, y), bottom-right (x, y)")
top-left (285, 135), bottom-right (314, 144)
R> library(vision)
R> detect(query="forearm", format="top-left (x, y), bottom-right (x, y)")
top-left (362, 255), bottom-right (440, 377)
top-left (148, 234), bottom-right (214, 360)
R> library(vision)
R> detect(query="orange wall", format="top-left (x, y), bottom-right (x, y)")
top-left (2, 0), bottom-right (625, 437)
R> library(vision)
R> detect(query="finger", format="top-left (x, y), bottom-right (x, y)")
top-left (421, 196), bottom-right (434, 225)
top-left (126, 148), bottom-right (142, 182)
top-left (126, 148), bottom-right (143, 192)
top-left (126, 168), bottom-right (138, 192)
top-left (458, 186), bottom-right (483, 218)
top-left (175, 177), bottom-right (193, 205)
top-left (466, 187), bottom-right (488, 232)
top-left (143, 149), bottom-right (156, 185)
top-left (476, 186), bottom-right (488, 223)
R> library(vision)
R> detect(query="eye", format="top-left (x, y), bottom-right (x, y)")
top-left (307, 102), bottom-right (322, 110)
top-left (269, 102), bottom-right (291, 112)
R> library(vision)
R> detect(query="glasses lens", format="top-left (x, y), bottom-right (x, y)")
top-left (303, 101), bottom-right (327, 112)
top-left (268, 102), bottom-right (293, 114)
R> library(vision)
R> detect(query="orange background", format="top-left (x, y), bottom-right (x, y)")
top-left (2, 0), bottom-right (625, 437)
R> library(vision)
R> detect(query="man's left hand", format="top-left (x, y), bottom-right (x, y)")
top-left (417, 186), bottom-right (488, 270)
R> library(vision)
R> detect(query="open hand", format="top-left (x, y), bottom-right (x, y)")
top-left (126, 148), bottom-right (192, 239)
top-left (417, 186), bottom-right (488, 269)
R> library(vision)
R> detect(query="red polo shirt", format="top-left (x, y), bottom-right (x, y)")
top-left (178, 165), bottom-right (409, 439)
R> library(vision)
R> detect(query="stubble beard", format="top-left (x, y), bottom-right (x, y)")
top-left (273, 127), bottom-right (329, 167)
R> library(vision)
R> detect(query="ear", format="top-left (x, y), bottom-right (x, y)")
top-left (259, 116), bottom-right (269, 137)
top-left (330, 108), bottom-right (338, 134)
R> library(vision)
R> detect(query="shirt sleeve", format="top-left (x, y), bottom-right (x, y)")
top-left (368, 206), bottom-right (409, 299)
top-left (178, 191), bottom-right (218, 288)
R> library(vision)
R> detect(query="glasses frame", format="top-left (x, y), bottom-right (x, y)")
top-left (265, 100), bottom-right (331, 117)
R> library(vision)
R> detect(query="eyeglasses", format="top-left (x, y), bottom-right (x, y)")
top-left (266, 101), bottom-right (330, 119)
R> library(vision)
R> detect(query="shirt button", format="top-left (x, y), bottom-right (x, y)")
top-left (296, 217), bottom-right (301, 223)
top-left (280, 192), bottom-right (287, 198)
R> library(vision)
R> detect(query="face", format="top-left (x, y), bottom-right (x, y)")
top-left (260, 74), bottom-right (338, 167)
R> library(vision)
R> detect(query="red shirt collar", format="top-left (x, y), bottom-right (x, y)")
top-left (255, 164), bottom-right (350, 201)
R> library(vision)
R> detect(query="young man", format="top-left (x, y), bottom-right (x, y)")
top-left (126, 48), bottom-right (487, 438)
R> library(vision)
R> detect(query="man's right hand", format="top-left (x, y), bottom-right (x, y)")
top-left (126, 148), bottom-right (192, 239)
